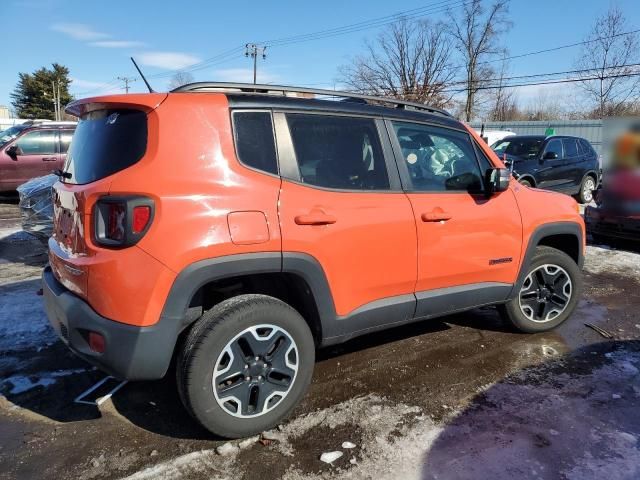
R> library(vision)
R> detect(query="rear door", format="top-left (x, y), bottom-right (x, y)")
top-left (276, 112), bottom-right (418, 329)
top-left (561, 137), bottom-right (583, 191)
top-left (12, 129), bottom-right (59, 182)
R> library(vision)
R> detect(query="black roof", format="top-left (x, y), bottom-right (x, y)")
top-left (226, 94), bottom-right (463, 130)
top-left (172, 82), bottom-right (463, 131)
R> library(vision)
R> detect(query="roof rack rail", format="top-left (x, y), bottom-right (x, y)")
top-left (171, 82), bottom-right (451, 117)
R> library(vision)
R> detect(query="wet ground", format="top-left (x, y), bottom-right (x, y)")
top-left (1, 196), bottom-right (639, 479)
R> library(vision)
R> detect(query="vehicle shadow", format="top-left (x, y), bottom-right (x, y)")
top-left (420, 339), bottom-right (640, 480)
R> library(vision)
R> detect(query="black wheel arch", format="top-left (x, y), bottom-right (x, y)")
top-left (509, 221), bottom-right (584, 300)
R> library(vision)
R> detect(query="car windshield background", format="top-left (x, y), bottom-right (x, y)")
top-left (286, 114), bottom-right (390, 190)
top-left (493, 138), bottom-right (543, 159)
top-left (63, 109), bottom-right (147, 185)
top-left (0, 124), bottom-right (29, 147)
top-left (392, 121), bottom-right (484, 193)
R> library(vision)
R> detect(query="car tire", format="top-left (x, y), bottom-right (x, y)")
top-left (177, 294), bottom-right (315, 438)
top-left (577, 175), bottom-right (597, 204)
top-left (519, 179), bottom-right (532, 187)
top-left (499, 246), bottom-right (582, 333)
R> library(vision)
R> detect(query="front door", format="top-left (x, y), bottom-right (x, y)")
top-left (537, 138), bottom-right (567, 189)
top-left (277, 112), bottom-right (417, 329)
top-left (386, 119), bottom-right (522, 317)
top-left (10, 129), bottom-right (59, 184)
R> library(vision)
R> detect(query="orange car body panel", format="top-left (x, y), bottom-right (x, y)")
top-left (49, 94), bottom-right (584, 330)
top-left (279, 181), bottom-right (417, 316)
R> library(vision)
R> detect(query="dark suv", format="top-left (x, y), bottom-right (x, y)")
top-left (491, 135), bottom-right (600, 203)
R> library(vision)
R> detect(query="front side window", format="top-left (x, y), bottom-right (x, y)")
top-left (544, 139), bottom-right (563, 159)
top-left (15, 130), bottom-right (57, 155)
top-left (563, 138), bottom-right (579, 157)
top-left (392, 121), bottom-right (484, 192)
top-left (286, 114), bottom-right (389, 190)
top-left (233, 111), bottom-right (278, 175)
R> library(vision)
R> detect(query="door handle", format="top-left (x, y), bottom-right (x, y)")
top-left (42, 156), bottom-right (57, 162)
top-left (421, 210), bottom-right (452, 222)
top-left (294, 210), bottom-right (337, 226)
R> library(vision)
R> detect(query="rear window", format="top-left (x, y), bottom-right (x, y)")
top-left (63, 109), bottom-right (147, 184)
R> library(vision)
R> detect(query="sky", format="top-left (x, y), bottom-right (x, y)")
top-left (1, 0), bottom-right (639, 113)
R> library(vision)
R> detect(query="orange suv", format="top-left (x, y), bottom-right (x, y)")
top-left (43, 83), bottom-right (585, 438)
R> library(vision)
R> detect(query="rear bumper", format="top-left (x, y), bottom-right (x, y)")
top-left (585, 207), bottom-right (640, 241)
top-left (42, 265), bottom-right (179, 380)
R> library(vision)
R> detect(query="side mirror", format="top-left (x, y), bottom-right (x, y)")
top-left (543, 151), bottom-right (558, 160)
top-left (5, 144), bottom-right (20, 159)
top-left (486, 168), bottom-right (511, 195)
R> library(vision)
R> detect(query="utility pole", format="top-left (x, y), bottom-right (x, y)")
top-left (117, 76), bottom-right (137, 94)
top-left (245, 43), bottom-right (267, 84)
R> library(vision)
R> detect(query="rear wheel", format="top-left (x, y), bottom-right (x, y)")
top-left (499, 246), bottom-right (582, 333)
top-left (577, 175), bottom-right (596, 204)
top-left (177, 294), bottom-right (315, 438)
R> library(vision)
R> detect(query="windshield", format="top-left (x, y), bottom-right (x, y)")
top-left (491, 138), bottom-right (543, 159)
top-left (0, 124), bottom-right (29, 147)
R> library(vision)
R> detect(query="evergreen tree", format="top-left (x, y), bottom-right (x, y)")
top-left (10, 63), bottom-right (73, 119)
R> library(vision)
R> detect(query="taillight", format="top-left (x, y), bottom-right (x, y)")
top-left (132, 205), bottom-right (151, 234)
top-left (94, 196), bottom-right (154, 247)
top-left (88, 332), bottom-right (105, 354)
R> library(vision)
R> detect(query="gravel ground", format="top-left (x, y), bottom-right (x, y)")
top-left (0, 198), bottom-right (639, 480)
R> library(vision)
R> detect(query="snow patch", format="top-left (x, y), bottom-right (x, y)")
top-left (584, 246), bottom-right (640, 278)
top-left (2, 368), bottom-right (87, 394)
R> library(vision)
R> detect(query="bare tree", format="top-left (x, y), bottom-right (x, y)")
top-left (575, 6), bottom-right (640, 118)
top-left (168, 71), bottom-right (195, 90)
top-left (522, 89), bottom-right (566, 121)
top-left (449, 0), bottom-right (511, 121)
top-left (487, 54), bottom-right (521, 121)
top-left (339, 18), bottom-right (455, 109)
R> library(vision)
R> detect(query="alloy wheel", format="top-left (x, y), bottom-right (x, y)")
top-left (519, 264), bottom-right (572, 323)
top-left (583, 178), bottom-right (596, 203)
top-left (212, 324), bottom-right (298, 418)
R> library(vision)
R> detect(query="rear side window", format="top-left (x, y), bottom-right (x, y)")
top-left (233, 111), bottom-right (278, 175)
top-left (563, 138), bottom-right (579, 157)
top-left (286, 114), bottom-right (389, 190)
top-left (579, 138), bottom-right (595, 156)
top-left (15, 130), bottom-right (57, 155)
top-left (63, 109), bottom-right (147, 185)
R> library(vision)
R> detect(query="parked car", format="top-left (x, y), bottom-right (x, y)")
top-left (43, 84), bottom-right (585, 438)
top-left (491, 135), bottom-right (600, 203)
top-left (0, 120), bottom-right (76, 192)
top-left (17, 174), bottom-right (57, 242)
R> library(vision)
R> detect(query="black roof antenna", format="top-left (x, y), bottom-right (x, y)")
top-left (130, 57), bottom-right (155, 93)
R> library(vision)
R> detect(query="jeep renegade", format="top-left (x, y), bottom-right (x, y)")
top-left (43, 83), bottom-right (585, 438)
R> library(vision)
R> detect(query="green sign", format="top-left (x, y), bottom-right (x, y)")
top-left (545, 127), bottom-right (555, 136)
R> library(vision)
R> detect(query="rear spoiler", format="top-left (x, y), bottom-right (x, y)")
top-left (66, 93), bottom-right (168, 117)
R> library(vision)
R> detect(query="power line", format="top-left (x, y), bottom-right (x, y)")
top-left (117, 76), bottom-right (137, 94)
top-left (144, 0), bottom-right (468, 80)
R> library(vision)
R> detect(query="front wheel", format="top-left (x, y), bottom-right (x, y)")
top-left (519, 178), bottom-right (532, 188)
top-left (499, 246), bottom-right (582, 333)
top-left (177, 294), bottom-right (315, 438)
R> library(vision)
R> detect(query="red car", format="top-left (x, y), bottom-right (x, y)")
top-left (586, 169), bottom-right (640, 242)
top-left (0, 121), bottom-right (76, 192)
